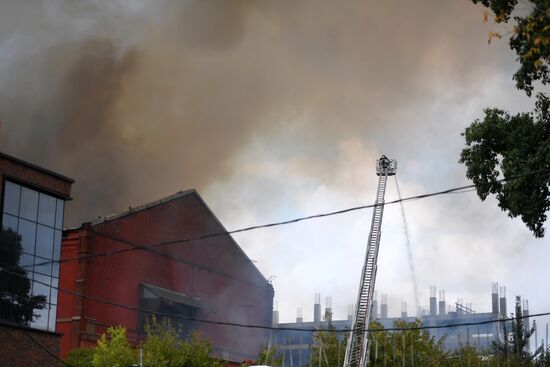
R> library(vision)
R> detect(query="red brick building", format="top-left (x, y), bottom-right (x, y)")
top-left (57, 190), bottom-right (274, 363)
top-left (0, 152), bottom-right (74, 366)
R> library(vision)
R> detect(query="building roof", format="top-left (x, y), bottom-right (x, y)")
top-left (0, 151), bottom-right (75, 183)
top-left (90, 189), bottom-right (196, 225)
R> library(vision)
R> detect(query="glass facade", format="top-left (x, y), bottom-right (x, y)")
top-left (0, 180), bottom-right (64, 331)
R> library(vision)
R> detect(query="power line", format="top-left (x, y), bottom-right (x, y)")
top-left (20, 324), bottom-right (73, 366)
top-left (14, 168), bottom-right (550, 272)
top-left (1, 265), bottom-right (549, 334)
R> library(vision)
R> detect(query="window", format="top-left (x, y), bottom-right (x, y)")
top-left (0, 180), bottom-right (64, 332)
top-left (138, 283), bottom-right (201, 338)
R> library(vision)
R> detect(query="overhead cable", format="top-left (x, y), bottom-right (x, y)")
top-left (17, 168), bottom-right (550, 272)
top-left (2, 266), bottom-right (549, 334)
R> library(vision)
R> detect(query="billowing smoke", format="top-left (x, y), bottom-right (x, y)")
top-left (0, 0), bottom-right (511, 227)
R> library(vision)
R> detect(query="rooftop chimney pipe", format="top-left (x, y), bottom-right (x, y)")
top-left (429, 286), bottom-right (437, 317)
top-left (381, 294), bottom-right (388, 319)
top-left (500, 286), bottom-right (507, 317)
top-left (492, 282), bottom-right (500, 315)
top-left (314, 293), bottom-right (321, 323)
top-left (325, 296), bottom-right (332, 320)
top-left (372, 292), bottom-right (378, 320)
top-left (438, 290), bottom-right (446, 316)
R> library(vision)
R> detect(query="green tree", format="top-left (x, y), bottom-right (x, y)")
top-left (472, 0), bottom-right (550, 96)
top-left (141, 317), bottom-right (186, 367)
top-left (491, 296), bottom-right (541, 366)
top-left (369, 319), bottom-right (449, 366)
top-left (65, 319), bottom-right (221, 367)
top-left (141, 316), bottom-right (221, 367)
top-left (463, 0), bottom-right (550, 237)
top-left (180, 332), bottom-right (221, 367)
top-left (535, 346), bottom-right (550, 366)
top-left (459, 93), bottom-right (550, 238)
top-left (449, 345), bottom-right (484, 367)
top-left (245, 344), bottom-right (282, 367)
top-left (65, 348), bottom-right (95, 367)
top-left (92, 326), bottom-right (136, 367)
top-left (310, 312), bottom-right (347, 367)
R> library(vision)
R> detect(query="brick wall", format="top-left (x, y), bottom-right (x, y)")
top-left (0, 323), bottom-right (61, 367)
top-left (0, 153), bottom-right (73, 200)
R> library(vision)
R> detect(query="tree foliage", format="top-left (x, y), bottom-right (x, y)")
top-left (65, 348), bottom-right (95, 367)
top-left (473, 0), bottom-right (550, 95)
top-left (141, 317), bottom-right (187, 367)
top-left (465, 1), bottom-right (550, 236)
top-left (491, 296), bottom-right (542, 366)
top-left (309, 313), bottom-right (347, 367)
top-left (368, 319), bottom-right (448, 366)
top-left (64, 318), bottom-right (221, 367)
top-left (535, 348), bottom-right (550, 367)
top-left (249, 344), bottom-right (283, 367)
top-left (92, 326), bottom-right (136, 367)
top-left (460, 93), bottom-right (550, 237)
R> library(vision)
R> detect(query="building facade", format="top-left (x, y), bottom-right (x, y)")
top-left (0, 152), bottom-right (73, 366)
top-left (273, 286), bottom-right (515, 366)
top-left (57, 190), bottom-right (274, 363)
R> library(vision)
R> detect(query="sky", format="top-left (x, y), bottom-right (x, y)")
top-left (0, 0), bottom-right (549, 330)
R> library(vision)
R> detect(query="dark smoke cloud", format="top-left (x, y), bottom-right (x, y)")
top-left (0, 0), bottom-right (513, 227)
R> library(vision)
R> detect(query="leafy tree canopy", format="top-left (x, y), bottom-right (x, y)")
top-left (463, 1), bottom-right (550, 237)
top-left (310, 312), bottom-right (347, 367)
top-left (369, 319), bottom-right (448, 366)
top-left (92, 326), bottom-right (136, 367)
top-left (64, 318), bottom-right (221, 367)
top-left (241, 344), bottom-right (282, 367)
top-left (473, 0), bottom-right (550, 95)
top-left (460, 93), bottom-right (550, 237)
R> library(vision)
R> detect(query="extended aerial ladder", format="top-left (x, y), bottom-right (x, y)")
top-left (343, 155), bottom-right (397, 367)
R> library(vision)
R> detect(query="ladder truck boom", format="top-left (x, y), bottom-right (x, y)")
top-left (343, 155), bottom-right (397, 367)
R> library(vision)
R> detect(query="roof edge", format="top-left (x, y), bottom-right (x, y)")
top-left (188, 191), bottom-right (271, 286)
top-left (89, 189), bottom-right (197, 226)
top-left (0, 152), bottom-right (75, 183)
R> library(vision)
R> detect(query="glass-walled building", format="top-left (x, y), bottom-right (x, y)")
top-left (1, 180), bottom-right (64, 331)
top-left (0, 152), bottom-right (73, 343)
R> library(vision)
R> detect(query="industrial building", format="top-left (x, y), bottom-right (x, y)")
top-left (0, 151), bottom-right (74, 366)
top-left (57, 190), bottom-right (274, 363)
top-left (272, 284), bottom-right (522, 366)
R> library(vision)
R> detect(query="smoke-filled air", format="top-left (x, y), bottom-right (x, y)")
top-left (1, 0), bottom-right (548, 339)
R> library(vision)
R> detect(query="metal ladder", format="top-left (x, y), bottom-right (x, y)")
top-left (344, 156), bottom-right (396, 367)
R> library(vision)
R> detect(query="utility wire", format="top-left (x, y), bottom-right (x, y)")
top-left (1, 265), bottom-right (549, 334)
top-left (14, 168), bottom-right (550, 272)
top-left (20, 323), bottom-right (73, 366)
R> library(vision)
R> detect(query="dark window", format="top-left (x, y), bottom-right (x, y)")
top-left (55, 199), bottom-right (64, 230)
top-left (38, 194), bottom-right (56, 227)
top-left (20, 187), bottom-right (38, 221)
top-left (0, 181), bottom-right (64, 332)
top-left (36, 225), bottom-right (54, 259)
top-left (138, 284), bottom-right (201, 339)
top-left (3, 182), bottom-right (20, 216)
top-left (18, 219), bottom-right (36, 267)
top-left (2, 214), bottom-right (17, 232)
